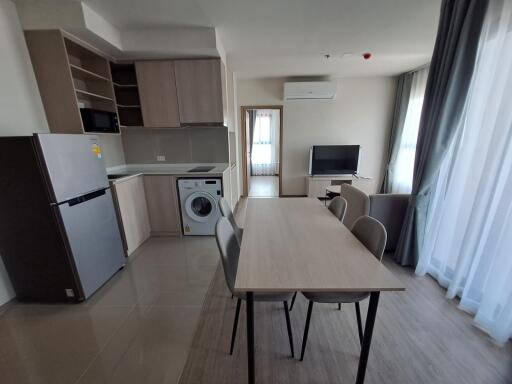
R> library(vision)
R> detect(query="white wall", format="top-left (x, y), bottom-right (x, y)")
top-left (0, 0), bottom-right (48, 136)
top-left (236, 77), bottom-right (396, 195)
top-left (0, 0), bottom-right (50, 305)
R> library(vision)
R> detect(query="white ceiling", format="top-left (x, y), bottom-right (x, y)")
top-left (81, 0), bottom-right (441, 78)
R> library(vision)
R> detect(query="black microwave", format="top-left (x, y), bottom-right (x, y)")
top-left (80, 108), bottom-right (119, 133)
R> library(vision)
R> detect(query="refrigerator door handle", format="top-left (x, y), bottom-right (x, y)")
top-left (67, 189), bottom-right (106, 207)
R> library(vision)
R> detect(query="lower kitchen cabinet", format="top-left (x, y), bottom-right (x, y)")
top-left (230, 165), bottom-right (239, 209)
top-left (222, 169), bottom-right (232, 209)
top-left (111, 175), bottom-right (151, 256)
top-left (143, 175), bottom-right (182, 236)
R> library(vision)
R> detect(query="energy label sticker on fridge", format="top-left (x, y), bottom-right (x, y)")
top-left (91, 144), bottom-right (102, 159)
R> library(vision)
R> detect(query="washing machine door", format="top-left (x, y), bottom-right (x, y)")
top-left (185, 191), bottom-right (218, 223)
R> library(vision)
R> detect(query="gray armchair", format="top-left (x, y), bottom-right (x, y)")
top-left (369, 194), bottom-right (409, 252)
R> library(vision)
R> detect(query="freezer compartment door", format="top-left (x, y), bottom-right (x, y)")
top-left (36, 134), bottom-right (109, 203)
top-left (57, 188), bottom-right (125, 299)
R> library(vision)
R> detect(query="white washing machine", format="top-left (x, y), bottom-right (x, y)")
top-left (177, 178), bottom-right (222, 235)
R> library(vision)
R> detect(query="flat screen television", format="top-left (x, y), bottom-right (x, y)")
top-left (309, 145), bottom-right (360, 175)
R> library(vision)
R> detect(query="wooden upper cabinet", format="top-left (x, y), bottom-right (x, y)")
top-left (25, 31), bottom-right (83, 134)
top-left (135, 61), bottom-right (180, 128)
top-left (174, 59), bottom-right (224, 125)
top-left (24, 30), bottom-right (118, 134)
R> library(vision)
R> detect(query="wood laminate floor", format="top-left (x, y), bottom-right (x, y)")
top-left (179, 259), bottom-right (512, 384)
top-left (179, 199), bottom-right (512, 384)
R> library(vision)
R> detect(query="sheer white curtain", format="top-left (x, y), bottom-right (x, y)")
top-left (251, 110), bottom-right (279, 176)
top-left (391, 67), bottom-right (429, 193)
top-left (417, 0), bottom-right (512, 344)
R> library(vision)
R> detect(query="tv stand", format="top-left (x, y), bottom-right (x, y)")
top-left (307, 175), bottom-right (373, 198)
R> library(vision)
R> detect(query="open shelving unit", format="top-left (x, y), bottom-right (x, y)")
top-left (65, 38), bottom-right (117, 116)
top-left (110, 63), bottom-right (143, 127)
top-left (75, 89), bottom-right (114, 102)
top-left (70, 64), bottom-right (110, 82)
top-left (24, 30), bottom-right (120, 134)
top-left (25, 30), bottom-right (227, 134)
top-left (114, 83), bottom-right (138, 88)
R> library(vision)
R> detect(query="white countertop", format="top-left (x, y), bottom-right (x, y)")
top-left (107, 163), bottom-right (229, 183)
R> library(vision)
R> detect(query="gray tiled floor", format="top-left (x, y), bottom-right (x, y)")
top-left (0, 236), bottom-right (219, 384)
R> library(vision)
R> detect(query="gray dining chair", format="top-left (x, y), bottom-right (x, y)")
top-left (328, 196), bottom-right (348, 310)
top-left (290, 196), bottom-right (348, 312)
top-left (339, 184), bottom-right (370, 228)
top-left (328, 196), bottom-right (348, 222)
top-left (219, 197), bottom-right (243, 245)
top-left (215, 217), bottom-right (295, 357)
top-left (299, 215), bottom-right (387, 361)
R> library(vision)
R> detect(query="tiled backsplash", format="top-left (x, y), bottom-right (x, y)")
top-left (122, 126), bottom-right (229, 164)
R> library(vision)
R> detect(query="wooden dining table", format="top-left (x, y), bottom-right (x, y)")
top-left (234, 197), bottom-right (405, 384)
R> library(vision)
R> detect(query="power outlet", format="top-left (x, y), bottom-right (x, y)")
top-left (156, 155), bottom-right (166, 162)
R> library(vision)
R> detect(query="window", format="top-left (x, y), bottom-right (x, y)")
top-left (249, 110), bottom-right (279, 176)
top-left (391, 67), bottom-right (429, 193)
top-left (251, 114), bottom-right (272, 166)
top-left (417, 0), bottom-right (512, 344)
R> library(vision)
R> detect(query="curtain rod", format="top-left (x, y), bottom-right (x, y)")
top-left (405, 62), bottom-right (430, 75)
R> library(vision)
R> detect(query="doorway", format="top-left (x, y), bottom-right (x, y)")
top-left (240, 106), bottom-right (283, 197)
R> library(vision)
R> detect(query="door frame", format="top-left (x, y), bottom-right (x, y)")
top-left (240, 105), bottom-right (283, 197)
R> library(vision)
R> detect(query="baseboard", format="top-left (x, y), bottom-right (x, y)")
top-left (150, 231), bottom-right (182, 237)
top-left (0, 296), bottom-right (14, 313)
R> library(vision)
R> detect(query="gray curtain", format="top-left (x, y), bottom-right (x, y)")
top-left (248, 110), bottom-right (257, 176)
top-left (381, 73), bottom-right (414, 193)
top-left (394, 0), bottom-right (489, 266)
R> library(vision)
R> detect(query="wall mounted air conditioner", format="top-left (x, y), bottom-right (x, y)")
top-left (283, 81), bottom-right (337, 100)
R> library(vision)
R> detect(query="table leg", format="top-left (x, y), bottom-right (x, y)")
top-left (246, 291), bottom-right (255, 384)
top-left (355, 292), bottom-right (380, 384)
